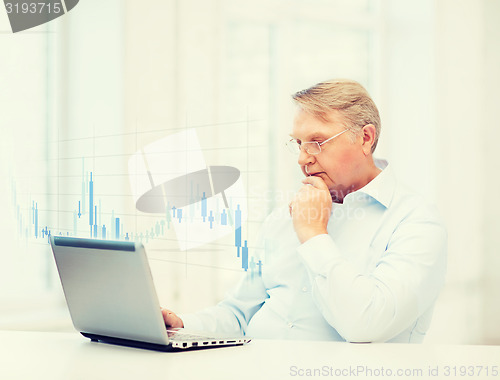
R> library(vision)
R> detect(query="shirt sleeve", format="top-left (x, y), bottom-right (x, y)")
top-left (177, 212), bottom-right (277, 336)
top-left (296, 206), bottom-right (447, 343)
top-left (179, 267), bottom-right (269, 336)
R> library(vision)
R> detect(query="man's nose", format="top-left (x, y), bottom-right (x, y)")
top-left (297, 146), bottom-right (314, 167)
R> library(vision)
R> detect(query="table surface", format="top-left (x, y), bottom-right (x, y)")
top-left (0, 330), bottom-right (499, 380)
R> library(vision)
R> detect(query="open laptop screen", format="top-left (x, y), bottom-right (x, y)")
top-left (50, 236), bottom-right (170, 346)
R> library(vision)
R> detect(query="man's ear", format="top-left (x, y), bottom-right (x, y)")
top-left (361, 124), bottom-right (376, 156)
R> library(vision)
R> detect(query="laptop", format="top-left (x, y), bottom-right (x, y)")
top-left (49, 236), bottom-right (251, 351)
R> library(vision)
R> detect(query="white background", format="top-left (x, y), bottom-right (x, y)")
top-left (1, 0), bottom-right (499, 345)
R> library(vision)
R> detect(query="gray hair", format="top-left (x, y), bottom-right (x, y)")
top-left (292, 79), bottom-right (381, 153)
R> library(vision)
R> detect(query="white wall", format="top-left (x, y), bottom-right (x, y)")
top-left (2, 0), bottom-right (500, 344)
top-left (429, 0), bottom-right (500, 344)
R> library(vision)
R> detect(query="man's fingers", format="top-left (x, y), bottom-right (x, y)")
top-left (161, 308), bottom-right (184, 328)
top-left (301, 175), bottom-right (328, 190)
top-left (161, 308), bottom-right (175, 325)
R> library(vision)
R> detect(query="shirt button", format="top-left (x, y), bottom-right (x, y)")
top-left (287, 322), bottom-right (294, 328)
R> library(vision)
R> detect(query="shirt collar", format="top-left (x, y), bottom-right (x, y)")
top-left (343, 162), bottom-right (396, 208)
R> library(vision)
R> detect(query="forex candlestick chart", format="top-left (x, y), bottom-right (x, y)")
top-left (10, 124), bottom-right (267, 279)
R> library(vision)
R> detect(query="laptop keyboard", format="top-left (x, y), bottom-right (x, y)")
top-left (167, 330), bottom-right (212, 342)
top-left (166, 328), bottom-right (248, 349)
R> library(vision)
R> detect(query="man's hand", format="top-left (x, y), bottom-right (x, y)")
top-left (290, 176), bottom-right (332, 243)
top-left (161, 308), bottom-right (184, 328)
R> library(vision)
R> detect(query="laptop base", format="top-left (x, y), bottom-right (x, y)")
top-left (82, 332), bottom-right (175, 352)
top-left (81, 332), bottom-right (244, 352)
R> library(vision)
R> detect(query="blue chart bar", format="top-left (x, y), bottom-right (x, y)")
top-left (34, 202), bottom-right (38, 239)
top-left (165, 203), bottom-right (172, 229)
top-left (235, 204), bottom-right (242, 257)
top-left (201, 192), bottom-right (207, 221)
top-left (249, 257), bottom-right (256, 279)
top-left (89, 172), bottom-right (94, 229)
top-left (115, 217), bottom-right (120, 240)
top-left (93, 205), bottom-right (98, 238)
top-left (208, 211), bottom-right (214, 228)
top-left (242, 240), bottom-right (248, 271)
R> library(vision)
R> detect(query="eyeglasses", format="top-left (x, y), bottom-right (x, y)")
top-left (286, 129), bottom-right (349, 155)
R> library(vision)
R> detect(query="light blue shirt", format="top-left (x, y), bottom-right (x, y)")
top-left (181, 165), bottom-right (447, 343)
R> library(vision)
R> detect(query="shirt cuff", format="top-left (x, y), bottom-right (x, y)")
top-left (177, 313), bottom-right (206, 331)
top-left (296, 233), bottom-right (344, 276)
